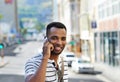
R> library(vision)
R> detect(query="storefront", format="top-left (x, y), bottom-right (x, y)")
top-left (94, 31), bottom-right (120, 67)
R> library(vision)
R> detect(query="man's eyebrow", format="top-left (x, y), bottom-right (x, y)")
top-left (62, 36), bottom-right (66, 38)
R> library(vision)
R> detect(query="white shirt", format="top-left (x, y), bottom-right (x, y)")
top-left (25, 53), bottom-right (68, 82)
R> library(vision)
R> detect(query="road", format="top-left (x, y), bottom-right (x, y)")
top-left (0, 41), bottom-right (111, 82)
top-left (68, 67), bottom-right (110, 82)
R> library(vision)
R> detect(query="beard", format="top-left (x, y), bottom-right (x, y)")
top-left (51, 51), bottom-right (61, 56)
top-left (51, 48), bottom-right (64, 56)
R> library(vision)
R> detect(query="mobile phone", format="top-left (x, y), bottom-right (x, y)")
top-left (45, 37), bottom-right (54, 51)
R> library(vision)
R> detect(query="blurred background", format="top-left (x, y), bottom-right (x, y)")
top-left (0, 0), bottom-right (120, 82)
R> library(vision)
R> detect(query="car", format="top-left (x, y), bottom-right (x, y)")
top-left (61, 52), bottom-right (75, 67)
top-left (71, 57), bottom-right (94, 73)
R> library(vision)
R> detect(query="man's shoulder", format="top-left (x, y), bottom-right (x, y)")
top-left (33, 53), bottom-right (43, 59)
top-left (26, 53), bottom-right (43, 62)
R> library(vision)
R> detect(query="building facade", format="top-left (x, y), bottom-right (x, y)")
top-left (57, 0), bottom-right (73, 42)
top-left (0, 0), bottom-right (19, 45)
top-left (95, 0), bottom-right (120, 67)
top-left (57, 0), bottom-right (95, 60)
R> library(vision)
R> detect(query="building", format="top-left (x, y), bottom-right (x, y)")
top-left (57, 0), bottom-right (97, 61)
top-left (57, 0), bottom-right (73, 42)
top-left (95, 0), bottom-right (120, 67)
top-left (93, 0), bottom-right (120, 81)
top-left (0, 0), bottom-right (19, 45)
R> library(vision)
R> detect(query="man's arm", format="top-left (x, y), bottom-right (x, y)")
top-left (25, 59), bottom-right (48, 82)
top-left (25, 38), bottom-right (53, 82)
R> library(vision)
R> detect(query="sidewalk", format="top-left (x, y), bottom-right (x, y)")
top-left (94, 62), bottom-right (120, 82)
top-left (0, 60), bottom-right (9, 68)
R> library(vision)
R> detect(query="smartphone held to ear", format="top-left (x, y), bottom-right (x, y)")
top-left (48, 40), bottom-right (54, 51)
top-left (44, 37), bottom-right (54, 51)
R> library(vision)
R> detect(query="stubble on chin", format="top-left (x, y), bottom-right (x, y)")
top-left (51, 49), bottom-right (63, 56)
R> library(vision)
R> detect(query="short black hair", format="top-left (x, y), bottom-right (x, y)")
top-left (46, 22), bottom-right (67, 36)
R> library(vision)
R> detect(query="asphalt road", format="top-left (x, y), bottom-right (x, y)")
top-left (3, 41), bottom-right (27, 56)
top-left (0, 74), bottom-right (24, 82)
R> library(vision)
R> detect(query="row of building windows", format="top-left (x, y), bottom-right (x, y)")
top-left (98, 1), bottom-right (120, 19)
top-left (94, 31), bottom-right (120, 67)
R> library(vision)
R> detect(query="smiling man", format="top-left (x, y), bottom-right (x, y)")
top-left (25, 22), bottom-right (68, 82)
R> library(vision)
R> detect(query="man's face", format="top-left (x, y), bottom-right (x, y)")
top-left (47, 27), bottom-right (67, 55)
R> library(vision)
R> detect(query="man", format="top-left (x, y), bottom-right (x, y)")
top-left (25, 22), bottom-right (68, 82)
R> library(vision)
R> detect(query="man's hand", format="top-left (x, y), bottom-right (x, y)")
top-left (42, 38), bottom-right (54, 59)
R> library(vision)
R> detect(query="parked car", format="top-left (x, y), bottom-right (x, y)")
top-left (71, 57), bottom-right (94, 73)
top-left (61, 52), bottom-right (75, 67)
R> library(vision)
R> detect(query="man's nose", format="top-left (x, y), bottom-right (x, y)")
top-left (56, 39), bottom-right (62, 44)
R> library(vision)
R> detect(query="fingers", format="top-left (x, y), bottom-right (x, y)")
top-left (42, 38), bottom-right (54, 59)
top-left (43, 38), bottom-right (54, 51)
top-left (44, 38), bottom-right (51, 47)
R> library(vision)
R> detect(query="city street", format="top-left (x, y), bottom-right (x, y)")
top-left (0, 0), bottom-right (120, 82)
top-left (0, 41), bottom-right (111, 82)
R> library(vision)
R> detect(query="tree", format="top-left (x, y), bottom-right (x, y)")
top-left (0, 14), bottom-right (3, 20)
top-left (34, 22), bottom-right (45, 32)
top-left (20, 28), bottom-right (27, 35)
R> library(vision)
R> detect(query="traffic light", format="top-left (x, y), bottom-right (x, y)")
top-left (0, 43), bottom-right (4, 49)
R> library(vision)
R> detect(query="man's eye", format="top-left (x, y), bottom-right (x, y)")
top-left (51, 37), bottom-right (57, 40)
top-left (62, 38), bottom-right (66, 41)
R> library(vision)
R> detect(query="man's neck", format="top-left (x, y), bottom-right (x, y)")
top-left (50, 55), bottom-right (59, 65)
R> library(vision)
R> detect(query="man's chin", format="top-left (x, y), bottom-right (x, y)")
top-left (51, 51), bottom-right (62, 56)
